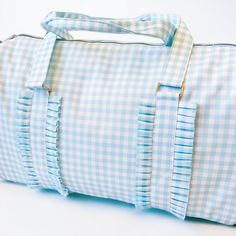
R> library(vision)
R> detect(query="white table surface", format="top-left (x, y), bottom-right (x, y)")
top-left (0, 182), bottom-right (235, 236)
top-left (0, 0), bottom-right (235, 235)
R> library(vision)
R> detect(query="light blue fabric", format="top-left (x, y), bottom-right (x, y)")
top-left (0, 11), bottom-right (235, 226)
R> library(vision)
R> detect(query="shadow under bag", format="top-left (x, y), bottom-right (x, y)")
top-left (0, 11), bottom-right (236, 225)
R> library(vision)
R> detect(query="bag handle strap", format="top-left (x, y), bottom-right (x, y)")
top-left (41, 11), bottom-right (181, 45)
top-left (26, 12), bottom-right (193, 92)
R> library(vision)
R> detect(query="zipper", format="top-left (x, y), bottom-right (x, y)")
top-left (2, 33), bottom-right (236, 47)
top-left (1, 34), bottom-right (163, 46)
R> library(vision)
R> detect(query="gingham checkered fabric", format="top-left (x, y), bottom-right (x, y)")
top-left (0, 12), bottom-right (235, 226)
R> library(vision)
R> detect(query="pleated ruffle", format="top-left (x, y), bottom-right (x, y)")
top-left (169, 102), bottom-right (197, 219)
top-left (135, 99), bottom-right (156, 208)
top-left (45, 96), bottom-right (68, 196)
top-left (16, 89), bottom-right (40, 188)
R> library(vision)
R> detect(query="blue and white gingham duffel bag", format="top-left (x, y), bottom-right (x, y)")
top-left (0, 11), bottom-right (236, 225)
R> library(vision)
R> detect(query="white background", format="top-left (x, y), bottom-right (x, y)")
top-left (0, 0), bottom-right (236, 42)
top-left (0, 0), bottom-right (236, 236)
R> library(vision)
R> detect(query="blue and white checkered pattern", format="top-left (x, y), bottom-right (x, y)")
top-left (0, 12), bottom-right (235, 226)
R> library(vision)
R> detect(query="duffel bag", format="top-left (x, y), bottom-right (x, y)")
top-left (0, 11), bottom-right (236, 225)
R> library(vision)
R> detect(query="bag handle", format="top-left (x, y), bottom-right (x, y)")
top-left (41, 11), bottom-right (181, 46)
top-left (26, 12), bottom-right (193, 91)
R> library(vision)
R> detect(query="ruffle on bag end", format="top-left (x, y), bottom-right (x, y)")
top-left (135, 100), bottom-right (156, 209)
top-left (16, 89), bottom-right (40, 188)
top-left (46, 96), bottom-right (68, 196)
top-left (169, 102), bottom-right (197, 219)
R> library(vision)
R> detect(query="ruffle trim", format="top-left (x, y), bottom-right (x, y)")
top-left (16, 89), bottom-right (40, 188)
top-left (135, 100), bottom-right (156, 208)
top-left (169, 102), bottom-right (197, 219)
top-left (46, 96), bottom-right (68, 196)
